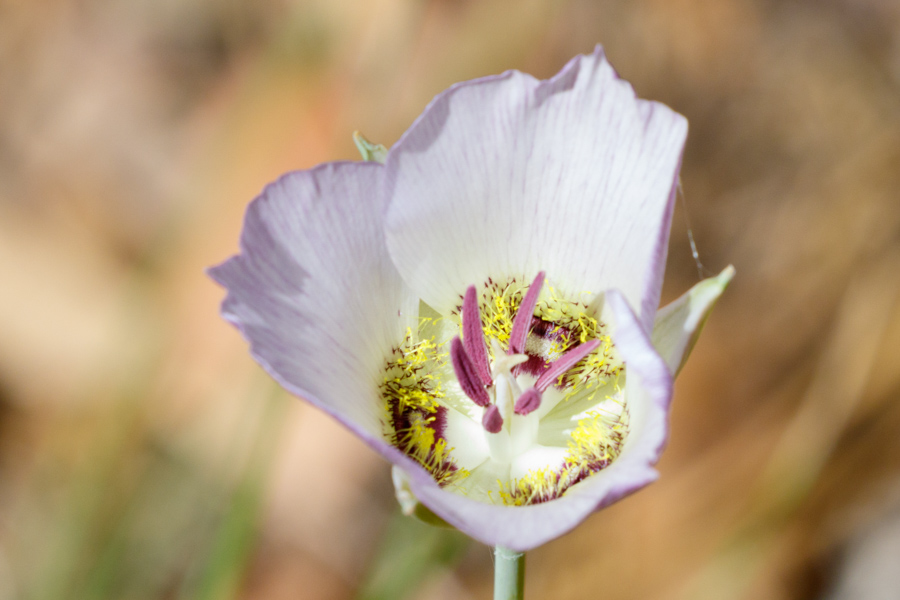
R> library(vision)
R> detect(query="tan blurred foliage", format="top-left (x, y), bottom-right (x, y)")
top-left (1, 1), bottom-right (899, 599)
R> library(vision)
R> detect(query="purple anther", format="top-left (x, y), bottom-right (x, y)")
top-left (508, 271), bottom-right (545, 355)
top-left (462, 285), bottom-right (493, 387)
top-left (514, 388), bottom-right (542, 416)
top-left (534, 339), bottom-right (601, 393)
top-left (482, 404), bottom-right (504, 433)
top-left (450, 336), bottom-right (491, 407)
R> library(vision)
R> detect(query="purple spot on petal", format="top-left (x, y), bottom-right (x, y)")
top-left (514, 317), bottom-right (571, 378)
top-left (517, 354), bottom-right (549, 379)
top-left (430, 404), bottom-right (448, 441)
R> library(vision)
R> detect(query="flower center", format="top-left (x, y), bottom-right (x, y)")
top-left (382, 273), bottom-right (628, 505)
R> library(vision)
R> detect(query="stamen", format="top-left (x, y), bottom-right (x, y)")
top-left (482, 404), bottom-right (504, 433)
top-left (514, 388), bottom-right (542, 415)
top-left (462, 285), bottom-right (493, 387)
top-left (508, 271), bottom-right (545, 355)
top-left (450, 336), bottom-right (491, 407)
top-left (534, 339), bottom-right (602, 393)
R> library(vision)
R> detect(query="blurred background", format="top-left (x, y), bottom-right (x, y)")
top-left (2, 0), bottom-right (900, 599)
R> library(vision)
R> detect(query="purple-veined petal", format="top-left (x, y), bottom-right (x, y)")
top-left (604, 289), bottom-right (674, 465)
top-left (384, 46), bottom-right (687, 331)
top-left (652, 266), bottom-right (734, 375)
top-left (209, 164), bottom-right (466, 538)
top-left (209, 162), bottom-right (415, 440)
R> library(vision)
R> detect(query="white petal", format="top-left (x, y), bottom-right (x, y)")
top-left (406, 430), bottom-right (659, 552)
top-left (210, 162), bottom-right (414, 437)
top-left (453, 458), bottom-right (509, 499)
top-left (510, 445), bottom-right (568, 480)
top-left (441, 405), bottom-right (491, 470)
top-left (604, 289), bottom-right (674, 466)
top-left (384, 46), bottom-right (687, 330)
top-left (537, 389), bottom-right (624, 447)
top-left (652, 265), bottom-right (734, 375)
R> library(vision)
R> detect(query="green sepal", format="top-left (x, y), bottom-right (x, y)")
top-left (392, 466), bottom-right (455, 529)
top-left (353, 131), bottom-right (388, 164)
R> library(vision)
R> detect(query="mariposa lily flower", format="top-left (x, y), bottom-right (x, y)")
top-left (210, 46), bottom-right (732, 552)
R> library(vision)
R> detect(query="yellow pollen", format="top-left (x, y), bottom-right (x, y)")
top-left (382, 327), bottom-right (447, 414)
top-left (565, 399), bottom-right (628, 471)
top-left (393, 412), bottom-right (470, 486)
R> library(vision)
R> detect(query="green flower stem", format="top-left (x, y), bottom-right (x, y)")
top-left (494, 546), bottom-right (526, 600)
